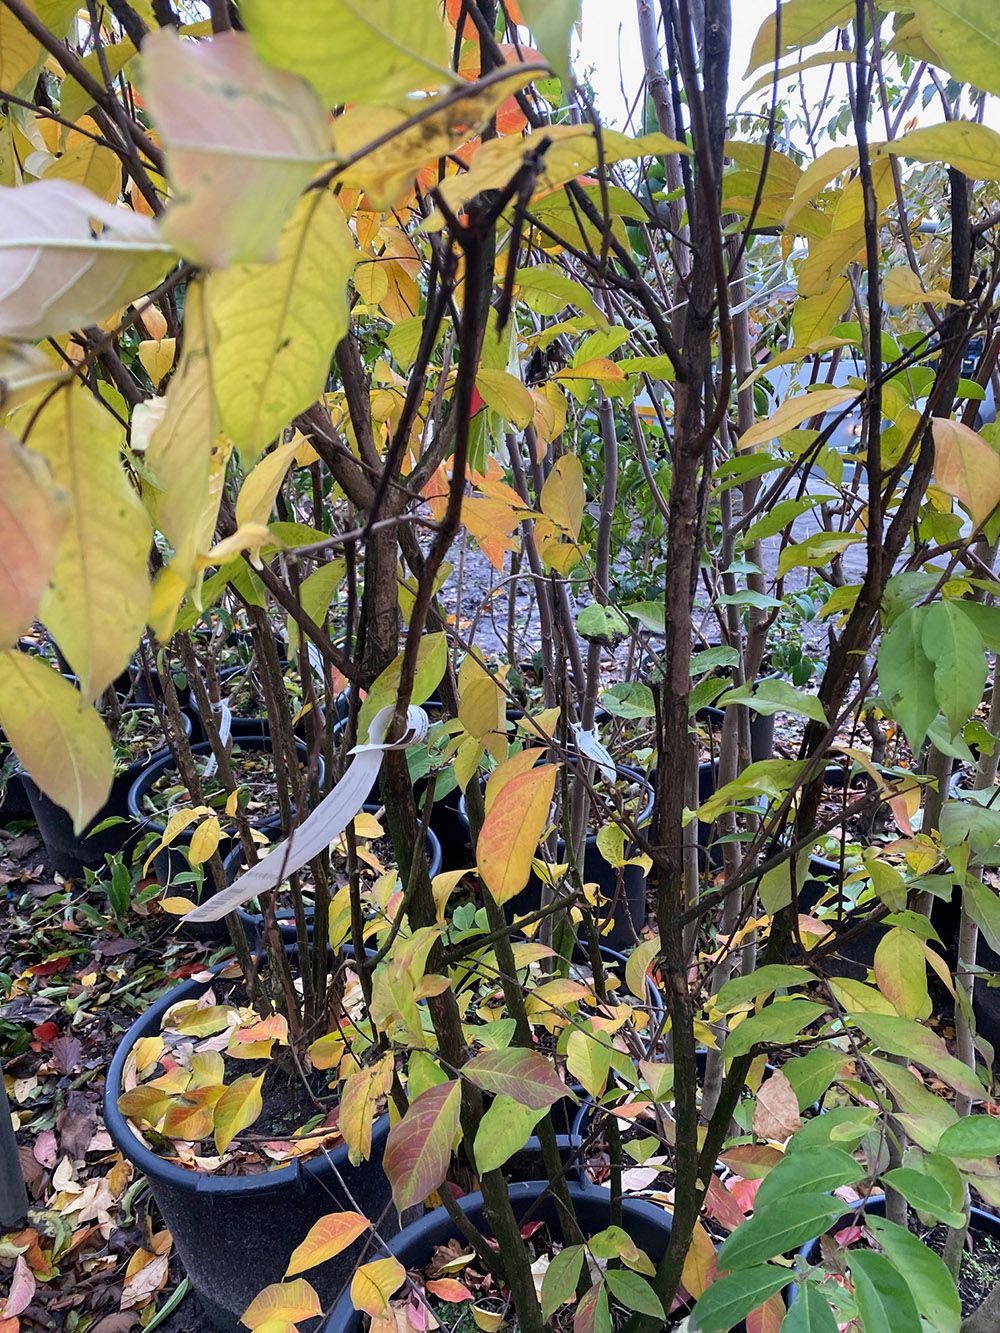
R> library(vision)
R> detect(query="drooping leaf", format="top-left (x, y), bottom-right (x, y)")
top-left (848, 1250), bottom-right (922, 1333)
top-left (213, 1073), bottom-right (264, 1154)
top-left (477, 764), bottom-right (558, 905)
top-left (519, 0), bottom-right (580, 85)
top-left (717, 679), bottom-right (826, 724)
top-left (25, 385), bottom-right (151, 700)
top-left (864, 1216), bottom-right (961, 1333)
top-left (848, 1011), bottom-right (986, 1100)
top-left (541, 1244), bottom-right (585, 1321)
top-left (0, 180), bottom-right (173, 339)
top-left (0, 430), bottom-right (66, 649)
top-left (873, 927), bottom-right (931, 1020)
top-left (690, 1266), bottom-right (791, 1333)
top-left (745, 0), bottom-right (853, 74)
top-left (921, 599), bottom-right (987, 737)
top-left (241, 0), bottom-right (453, 107)
top-left (778, 1284), bottom-right (839, 1332)
top-left (901, 5), bottom-right (1000, 98)
top-left (463, 1048), bottom-right (569, 1109)
top-left (472, 1095), bottom-right (546, 1174)
top-left (932, 418), bottom-right (1000, 527)
top-left (142, 29), bottom-right (329, 267)
top-left (236, 441), bottom-right (299, 527)
top-left (240, 1279), bottom-right (322, 1330)
top-left (725, 1000), bottom-right (826, 1059)
top-left (878, 607), bottom-right (938, 752)
top-left (350, 1257), bottom-right (406, 1317)
top-left (738, 387), bottom-right (856, 450)
top-left (207, 191), bottom-right (357, 465)
top-left (284, 1212), bottom-right (371, 1277)
top-left (383, 1080), bottom-right (461, 1213)
top-left (0, 650), bottom-right (112, 834)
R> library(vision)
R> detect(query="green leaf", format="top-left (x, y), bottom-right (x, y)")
top-left (777, 532), bottom-right (865, 579)
top-left (848, 1250), bottom-right (922, 1333)
top-left (878, 607), bottom-right (938, 751)
top-left (463, 1049), bottom-right (570, 1110)
top-left (715, 964), bottom-right (813, 1012)
top-left (937, 1115), bottom-right (1000, 1158)
top-left (754, 1147), bottom-right (864, 1212)
top-left (289, 559), bottom-right (346, 652)
top-left (743, 496), bottom-right (835, 546)
top-left (690, 1265), bottom-right (791, 1332)
top-left (873, 927), bottom-right (930, 1020)
top-left (785, 1106), bottom-right (876, 1152)
top-left (566, 1026), bottom-right (613, 1098)
top-left (849, 1012), bottom-right (986, 1101)
top-left (472, 1095), bottom-right (546, 1174)
top-left (623, 600), bottom-right (665, 633)
top-left (725, 999), bottom-right (825, 1059)
top-left (541, 1244), bottom-right (584, 1322)
top-left (358, 633), bottom-right (448, 742)
top-left (600, 682), bottom-right (656, 719)
top-left (519, 0), bottom-right (579, 85)
top-left (881, 1168), bottom-right (965, 1227)
top-left (717, 679), bottom-right (826, 724)
top-left (576, 604), bottom-right (629, 642)
top-left (691, 646), bottom-right (740, 674)
top-left (383, 1080), bottom-right (461, 1214)
top-left (865, 1216), bottom-right (960, 1333)
top-left (780, 1048), bottom-right (848, 1112)
top-left (887, 119), bottom-right (1000, 180)
top-left (964, 878), bottom-right (1000, 956)
top-left (779, 1284), bottom-right (839, 1332)
top-left (697, 758), bottom-right (806, 823)
top-left (241, 0), bottom-right (453, 108)
top-left (716, 1196), bottom-right (841, 1272)
top-left (921, 600), bottom-right (987, 738)
top-left (603, 1270), bottom-right (663, 1319)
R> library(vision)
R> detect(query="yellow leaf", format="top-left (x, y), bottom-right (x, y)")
top-left (432, 868), bottom-right (469, 923)
top-left (160, 897), bottom-right (197, 916)
top-left (307, 1032), bottom-right (345, 1070)
top-left (138, 337), bottom-right (177, 385)
top-left (331, 70), bottom-right (537, 209)
top-left (883, 266), bottom-right (961, 308)
top-left (188, 815), bottom-right (223, 866)
top-left (240, 1279), bottom-right (322, 1330)
top-left (539, 454), bottom-right (584, 539)
top-left (43, 123), bottom-right (121, 202)
top-left (874, 927), bottom-right (931, 1020)
top-left (475, 368), bottom-right (534, 429)
top-left (174, 1005), bottom-right (233, 1037)
top-left (285, 1211), bottom-right (370, 1277)
top-left (236, 441), bottom-right (299, 527)
top-left (477, 764), bottom-right (558, 905)
top-left (746, 0), bottom-right (853, 73)
top-left (142, 29), bottom-right (329, 267)
top-left (0, 429), bottom-right (66, 649)
top-left (904, 2), bottom-right (1000, 99)
top-left (885, 120), bottom-right (1000, 182)
top-left (0, 651), bottom-right (112, 834)
top-left (134, 1036), bottom-right (164, 1075)
top-left (18, 384), bottom-right (150, 700)
top-left (350, 1257), bottom-right (406, 1318)
top-left (790, 277), bottom-right (852, 346)
top-left (932, 418), bottom-right (1000, 526)
top-left (240, 0), bottom-right (452, 107)
top-left (458, 653), bottom-right (505, 741)
top-left (554, 357), bottom-right (626, 383)
top-left (207, 190), bottom-right (357, 466)
top-left (213, 1073), bottom-right (265, 1153)
top-left (0, 4), bottom-right (40, 94)
top-left (140, 282), bottom-right (229, 639)
top-left (737, 386), bottom-right (857, 451)
top-left (340, 1054), bottom-right (394, 1165)
top-left (203, 523), bottom-right (275, 568)
top-left (462, 494), bottom-right (524, 572)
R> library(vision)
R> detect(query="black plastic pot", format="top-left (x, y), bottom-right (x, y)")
top-left (794, 854), bottom-right (885, 980)
top-left (105, 961), bottom-right (392, 1333)
top-left (697, 700), bottom-right (776, 764)
top-left (0, 761), bottom-right (33, 824)
top-left (933, 886), bottom-right (1000, 1053)
top-left (324, 1180), bottom-right (674, 1332)
top-left (127, 736), bottom-right (320, 941)
top-left (220, 802), bottom-right (443, 944)
top-left (22, 705), bottom-right (191, 879)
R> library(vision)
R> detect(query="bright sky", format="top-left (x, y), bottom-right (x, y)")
top-left (577, 0), bottom-right (780, 128)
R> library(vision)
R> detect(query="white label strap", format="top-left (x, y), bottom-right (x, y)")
top-left (201, 699), bottom-right (232, 780)
top-left (183, 705), bottom-right (429, 923)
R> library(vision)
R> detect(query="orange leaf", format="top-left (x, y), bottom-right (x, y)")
top-left (680, 1220), bottom-right (717, 1300)
top-left (477, 764), bottom-right (558, 904)
top-left (285, 1212), bottom-right (371, 1277)
top-left (933, 418), bottom-right (1000, 527)
top-left (426, 1278), bottom-right (473, 1302)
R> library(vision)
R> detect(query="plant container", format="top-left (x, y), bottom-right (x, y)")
top-left (104, 962), bottom-right (392, 1333)
top-left (324, 1180), bottom-right (674, 1332)
top-left (22, 705), bottom-right (191, 879)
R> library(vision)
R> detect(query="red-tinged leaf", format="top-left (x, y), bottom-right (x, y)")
top-left (2, 1255), bottom-right (35, 1319)
top-left (834, 1223), bottom-right (864, 1246)
top-left (285, 1212), bottom-right (371, 1277)
top-left (476, 764), bottom-right (558, 905)
top-left (933, 418), bottom-right (1000, 527)
top-left (520, 1220), bottom-right (545, 1238)
top-left (463, 1049), bottom-right (568, 1110)
top-left (31, 1021), bottom-right (60, 1043)
top-left (383, 1081), bottom-right (461, 1213)
top-left (746, 1291), bottom-right (787, 1333)
top-left (50, 1035), bottom-right (82, 1076)
top-left (28, 957), bottom-right (71, 977)
top-left (680, 1220), bottom-right (717, 1301)
top-left (425, 1278), bottom-right (473, 1303)
top-left (574, 1279), bottom-right (611, 1333)
top-left (704, 1174), bottom-right (747, 1233)
top-left (727, 1175), bottom-right (762, 1215)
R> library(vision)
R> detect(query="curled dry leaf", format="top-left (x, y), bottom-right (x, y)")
top-left (751, 1071), bottom-right (801, 1143)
